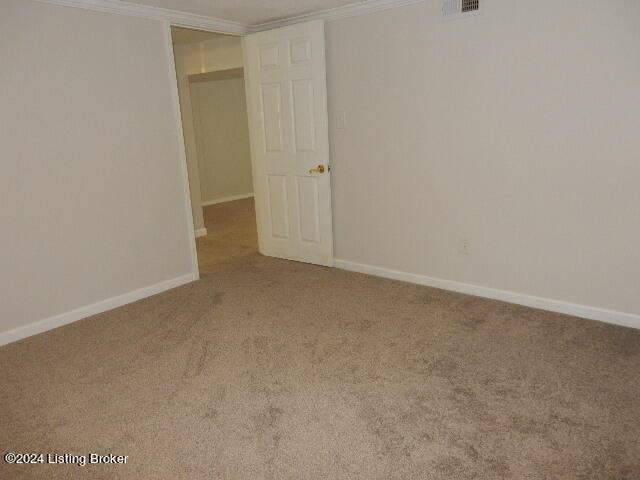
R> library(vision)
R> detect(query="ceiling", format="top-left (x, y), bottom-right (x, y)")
top-left (123, 0), bottom-right (364, 25)
top-left (170, 26), bottom-right (227, 44)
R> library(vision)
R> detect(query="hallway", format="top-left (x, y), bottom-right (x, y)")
top-left (196, 197), bottom-right (258, 273)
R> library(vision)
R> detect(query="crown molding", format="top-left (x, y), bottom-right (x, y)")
top-left (35, 0), bottom-right (425, 34)
top-left (250, 0), bottom-right (425, 32)
top-left (33, 0), bottom-right (251, 35)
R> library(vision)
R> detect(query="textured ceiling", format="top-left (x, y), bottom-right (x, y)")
top-left (124, 0), bottom-right (363, 25)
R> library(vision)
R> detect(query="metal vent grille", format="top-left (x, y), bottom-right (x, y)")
top-left (443, 0), bottom-right (482, 17)
top-left (462, 0), bottom-right (479, 12)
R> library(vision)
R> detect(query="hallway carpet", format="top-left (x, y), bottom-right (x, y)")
top-left (1, 199), bottom-right (639, 479)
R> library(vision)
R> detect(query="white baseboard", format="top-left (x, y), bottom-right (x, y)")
top-left (0, 272), bottom-right (199, 347)
top-left (201, 193), bottom-right (254, 207)
top-left (335, 259), bottom-right (640, 330)
top-left (194, 227), bottom-right (208, 238)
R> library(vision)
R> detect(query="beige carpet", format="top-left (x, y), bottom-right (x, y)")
top-left (1, 198), bottom-right (639, 479)
top-left (196, 197), bottom-right (259, 274)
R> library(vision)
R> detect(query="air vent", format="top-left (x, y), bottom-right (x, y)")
top-left (443, 0), bottom-right (482, 18)
top-left (462, 0), bottom-right (479, 12)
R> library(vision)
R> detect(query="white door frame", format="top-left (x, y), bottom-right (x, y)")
top-left (165, 20), bottom-right (335, 273)
top-left (164, 23), bottom-right (247, 280)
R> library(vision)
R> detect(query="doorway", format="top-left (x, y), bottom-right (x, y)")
top-left (171, 27), bottom-right (258, 273)
top-left (171, 21), bottom-right (335, 272)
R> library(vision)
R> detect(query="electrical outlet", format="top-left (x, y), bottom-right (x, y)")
top-left (459, 238), bottom-right (471, 255)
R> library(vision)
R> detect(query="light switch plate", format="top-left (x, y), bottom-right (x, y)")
top-left (336, 110), bottom-right (347, 129)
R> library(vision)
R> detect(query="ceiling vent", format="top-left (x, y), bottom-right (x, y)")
top-left (443, 0), bottom-right (482, 18)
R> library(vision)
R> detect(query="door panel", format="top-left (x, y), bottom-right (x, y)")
top-left (243, 20), bottom-right (334, 266)
top-left (291, 79), bottom-right (316, 152)
top-left (266, 175), bottom-right (289, 239)
top-left (290, 38), bottom-right (312, 65)
top-left (296, 176), bottom-right (321, 243)
top-left (259, 44), bottom-right (280, 70)
top-left (260, 83), bottom-right (283, 152)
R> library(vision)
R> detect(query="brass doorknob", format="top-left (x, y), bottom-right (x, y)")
top-left (309, 164), bottom-right (329, 174)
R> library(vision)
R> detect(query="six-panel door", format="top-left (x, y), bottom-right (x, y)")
top-left (243, 20), bottom-right (334, 266)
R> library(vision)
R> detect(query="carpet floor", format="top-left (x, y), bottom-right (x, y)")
top-left (1, 198), bottom-right (639, 479)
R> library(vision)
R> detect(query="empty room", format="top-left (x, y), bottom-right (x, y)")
top-left (1, 0), bottom-right (638, 479)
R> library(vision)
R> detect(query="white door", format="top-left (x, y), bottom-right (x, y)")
top-left (243, 20), bottom-right (334, 266)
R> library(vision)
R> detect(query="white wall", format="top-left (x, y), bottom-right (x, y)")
top-left (326, 0), bottom-right (640, 317)
top-left (0, 1), bottom-right (195, 339)
top-left (3, 0), bottom-right (638, 343)
top-left (191, 76), bottom-right (253, 204)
